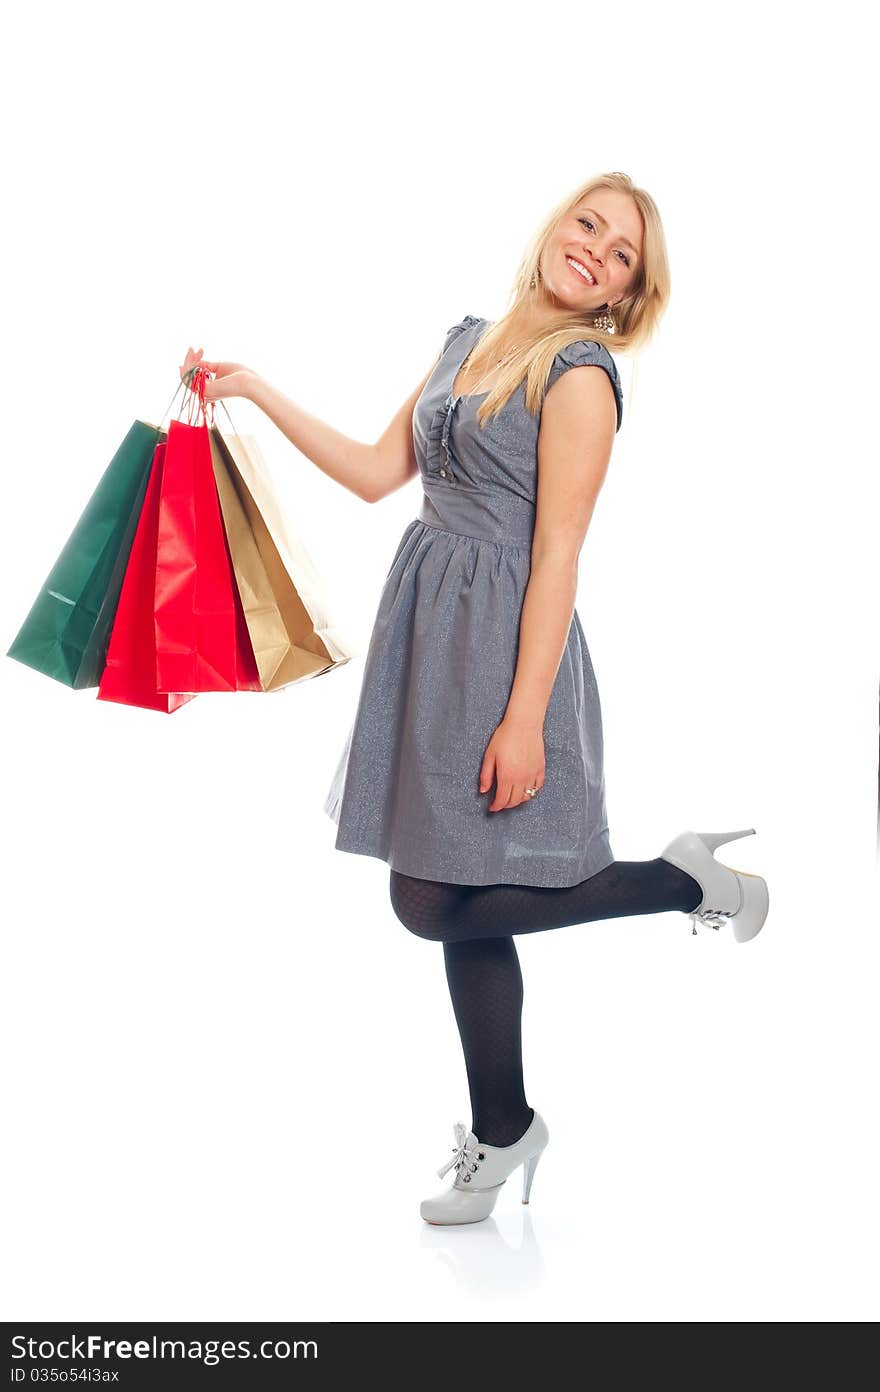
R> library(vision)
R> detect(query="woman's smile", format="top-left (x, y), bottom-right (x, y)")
top-left (565, 254), bottom-right (598, 287)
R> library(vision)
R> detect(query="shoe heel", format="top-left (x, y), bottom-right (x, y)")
top-left (521, 1149), bottom-right (543, 1204)
top-left (698, 828), bottom-right (756, 854)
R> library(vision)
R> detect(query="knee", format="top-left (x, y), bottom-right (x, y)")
top-left (389, 869), bottom-right (460, 942)
top-left (395, 915), bottom-right (450, 943)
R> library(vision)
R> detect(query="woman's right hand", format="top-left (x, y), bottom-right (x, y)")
top-left (179, 346), bottom-right (258, 401)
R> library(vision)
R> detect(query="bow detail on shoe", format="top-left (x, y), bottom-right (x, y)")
top-left (690, 906), bottom-right (732, 934)
top-left (437, 1121), bottom-right (481, 1180)
top-left (690, 873), bottom-right (745, 934)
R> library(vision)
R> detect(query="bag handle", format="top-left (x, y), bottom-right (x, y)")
top-left (180, 364), bottom-right (216, 427)
top-left (146, 376), bottom-right (188, 441)
top-left (180, 365), bottom-right (242, 441)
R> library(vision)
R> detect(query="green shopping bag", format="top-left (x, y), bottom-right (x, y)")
top-left (6, 381), bottom-right (188, 688)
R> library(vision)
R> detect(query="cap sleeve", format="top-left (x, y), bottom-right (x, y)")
top-left (545, 339), bottom-right (624, 433)
top-left (441, 314), bottom-right (483, 356)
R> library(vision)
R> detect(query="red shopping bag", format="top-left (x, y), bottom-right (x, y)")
top-left (154, 416), bottom-right (260, 694)
top-left (97, 442), bottom-right (195, 714)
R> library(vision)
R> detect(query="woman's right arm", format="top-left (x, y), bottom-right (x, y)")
top-left (180, 346), bottom-right (438, 505)
top-left (248, 360), bottom-right (438, 505)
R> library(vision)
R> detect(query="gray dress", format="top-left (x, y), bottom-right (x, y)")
top-left (323, 314), bottom-right (624, 887)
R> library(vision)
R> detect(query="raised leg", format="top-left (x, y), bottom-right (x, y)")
top-left (389, 858), bottom-right (703, 945)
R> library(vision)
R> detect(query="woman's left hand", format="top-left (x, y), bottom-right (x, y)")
top-left (479, 716), bottom-right (546, 811)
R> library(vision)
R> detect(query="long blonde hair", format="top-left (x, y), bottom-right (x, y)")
top-left (467, 171), bottom-right (671, 426)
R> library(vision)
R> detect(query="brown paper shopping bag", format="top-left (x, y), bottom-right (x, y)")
top-left (208, 423), bottom-right (354, 691)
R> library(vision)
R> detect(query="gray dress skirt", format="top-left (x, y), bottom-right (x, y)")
top-left (323, 313), bottom-right (624, 888)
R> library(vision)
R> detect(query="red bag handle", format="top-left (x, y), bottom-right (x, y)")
top-left (179, 365), bottom-right (246, 443)
top-left (180, 364), bottom-right (217, 427)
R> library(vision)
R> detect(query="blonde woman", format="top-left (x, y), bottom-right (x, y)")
top-left (180, 171), bottom-right (768, 1228)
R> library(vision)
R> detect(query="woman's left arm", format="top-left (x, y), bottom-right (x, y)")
top-left (479, 364), bottom-right (617, 812)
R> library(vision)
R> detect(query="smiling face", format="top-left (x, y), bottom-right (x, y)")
top-left (540, 187), bottom-right (644, 313)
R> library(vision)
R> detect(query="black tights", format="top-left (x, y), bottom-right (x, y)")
top-left (389, 858), bottom-right (703, 1147)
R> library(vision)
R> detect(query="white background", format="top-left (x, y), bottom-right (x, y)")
top-left (2, 0), bottom-right (877, 1323)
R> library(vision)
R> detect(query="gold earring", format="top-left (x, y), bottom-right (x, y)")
top-left (592, 303), bottom-right (616, 335)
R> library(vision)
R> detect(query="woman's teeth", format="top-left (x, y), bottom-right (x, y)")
top-left (567, 256), bottom-right (596, 285)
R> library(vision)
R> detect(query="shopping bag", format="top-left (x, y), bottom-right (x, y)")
top-left (153, 417), bottom-right (260, 694)
top-left (97, 441), bottom-right (195, 714)
top-left (6, 419), bottom-right (168, 688)
top-left (209, 417), bottom-right (354, 690)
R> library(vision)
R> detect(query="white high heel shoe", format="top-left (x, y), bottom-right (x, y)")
top-left (659, 828), bottom-right (769, 942)
top-left (420, 1110), bottom-right (549, 1226)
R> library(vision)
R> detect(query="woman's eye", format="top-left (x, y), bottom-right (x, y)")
top-left (578, 217), bottom-right (630, 267)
